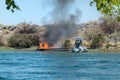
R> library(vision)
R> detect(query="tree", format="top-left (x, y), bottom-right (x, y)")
top-left (16, 22), bottom-right (39, 34)
top-left (5, 0), bottom-right (20, 12)
top-left (100, 17), bottom-right (120, 34)
top-left (90, 0), bottom-right (120, 20)
top-left (90, 33), bottom-right (105, 49)
top-left (8, 34), bottom-right (39, 48)
top-left (63, 40), bottom-right (72, 48)
top-left (83, 26), bottom-right (105, 48)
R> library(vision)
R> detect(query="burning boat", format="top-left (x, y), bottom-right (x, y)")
top-left (36, 38), bottom-right (88, 53)
top-left (36, 40), bottom-right (71, 52)
top-left (37, 41), bottom-right (50, 51)
top-left (72, 37), bottom-right (88, 53)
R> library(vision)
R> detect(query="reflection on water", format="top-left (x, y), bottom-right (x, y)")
top-left (0, 51), bottom-right (120, 80)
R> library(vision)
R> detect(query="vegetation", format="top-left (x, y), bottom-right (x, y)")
top-left (63, 40), bottom-right (72, 48)
top-left (0, 19), bottom-right (119, 51)
top-left (0, 35), bottom-right (4, 46)
top-left (90, 33), bottom-right (105, 49)
top-left (5, 0), bottom-right (20, 12)
top-left (8, 34), bottom-right (39, 48)
top-left (0, 22), bottom-right (48, 50)
top-left (0, 46), bottom-right (38, 51)
top-left (0, 0), bottom-right (119, 51)
top-left (100, 17), bottom-right (120, 34)
top-left (7, 22), bottom-right (41, 48)
top-left (91, 0), bottom-right (120, 20)
top-left (16, 22), bottom-right (39, 34)
top-left (80, 16), bottom-right (120, 50)
top-left (83, 26), bottom-right (105, 49)
top-left (0, 46), bottom-right (15, 51)
top-left (5, 22), bottom-right (45, 48)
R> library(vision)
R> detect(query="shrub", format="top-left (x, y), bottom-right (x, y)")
top-left (16, 22), bottom-right (39, 34)
top-left (29, 34), bottom-right (39, 46)
top-left (83, 26), bottom-right (105, 49)
top-left (8, 34), bottom-right (39, 48)
top-left (0, 35), bottom-right (4, 46)
top-left (0, 35), bottom-right (8, 46)
top-left (63, 40), bottom-right (72, 48)
top-left (90, 33), bottom-right (105, 49)
top-left (100, 17), bottom-right (120, 34)
top-left (106, 43), bottom-right (112, 49)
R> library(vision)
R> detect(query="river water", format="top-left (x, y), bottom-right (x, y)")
top-left (0, 51), bottom-right (120, 80)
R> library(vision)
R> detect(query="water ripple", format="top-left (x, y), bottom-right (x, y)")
top-left (0, 51), bottom-right (120, 80)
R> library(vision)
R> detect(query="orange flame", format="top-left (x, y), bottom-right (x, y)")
top-left (39, 42), bottom-right (49, 49)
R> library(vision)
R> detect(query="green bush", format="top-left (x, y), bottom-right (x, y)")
top-left (29, 34), bottom-right (39, 46)
top-left (8, 34), bottom-right (39, 48)
top-left (106, 43), bottom-right (112, 49)
top-left (90, 33), bottom-right (105, 49)
top-left (63, 40), bottom-right (72, 48)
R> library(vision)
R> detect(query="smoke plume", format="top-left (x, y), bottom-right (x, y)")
top-left (43, 0), bottom-right (81, 47)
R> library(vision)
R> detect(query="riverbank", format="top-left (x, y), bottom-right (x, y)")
top-left (0, 46), bottom-right (120, 53)
top-left (0, 46), bottom-right (38, 51)
top-left (89, 49), bottom-right (120, 53)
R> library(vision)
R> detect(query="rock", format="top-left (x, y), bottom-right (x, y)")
top-left (109, 47), bottom-right (115, 50)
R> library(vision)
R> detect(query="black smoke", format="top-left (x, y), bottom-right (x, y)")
top-left (43, 0), bottom-right (81, 47)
